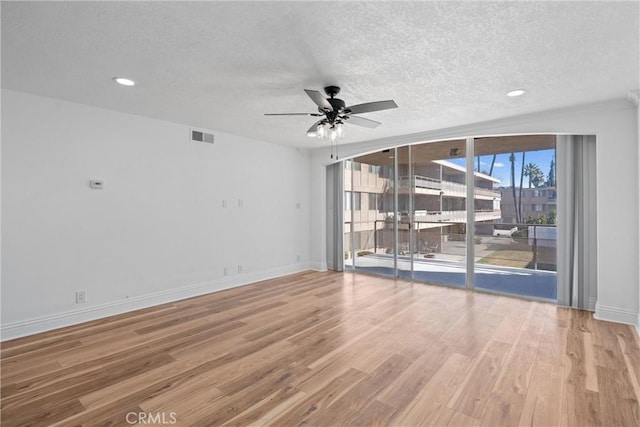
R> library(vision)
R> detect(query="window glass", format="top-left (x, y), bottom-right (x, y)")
top-left (353, 192), bottom-right (361, 210)
top-left (344, 191), bottom-right (352, 210)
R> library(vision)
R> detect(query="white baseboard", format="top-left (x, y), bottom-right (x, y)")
top-left (594, 303), bottom-right (639, 327)
top-left (1, 263), bottom-right (311, 341)
top-left (308, 261), bottom-right (328, 272)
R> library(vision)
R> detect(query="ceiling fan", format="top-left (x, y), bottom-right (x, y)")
top-left (264, 86), bottom-right (398, 141)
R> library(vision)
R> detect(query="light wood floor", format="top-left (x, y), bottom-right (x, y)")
top-left (1, 271), bottom-right (639, 426)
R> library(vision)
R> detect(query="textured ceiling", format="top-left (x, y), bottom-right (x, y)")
top-left (2, 1), bottom-right (638, 148)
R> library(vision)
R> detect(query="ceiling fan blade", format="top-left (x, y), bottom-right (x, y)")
top-left (307, 120), bottom-right (323, 134)
top-left (346, 100), bottom-right (398, 115)
top-left (304, 89), bottom-right (333, 112)
top-left (264, 113), bottom-right (323, 116)
top-left (345, 115), bottom-right (381, 128)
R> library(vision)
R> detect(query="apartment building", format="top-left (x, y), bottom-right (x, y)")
top-left (344, 159), bottom-right (501, 256)
top-left (499, 186), bottom-right (557, 224)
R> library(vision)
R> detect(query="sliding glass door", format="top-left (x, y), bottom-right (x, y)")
top-left (343, 156), bottom-right (396, 277)
top-left (348, 140), bottom-right (470, 289)
top-left (473, 136), bottom-right (557, 300)
top-left (340, 135), bottom-right (558, 302)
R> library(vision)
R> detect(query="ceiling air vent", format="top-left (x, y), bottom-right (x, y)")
top-left (191, 129), bottom-right (214, 144)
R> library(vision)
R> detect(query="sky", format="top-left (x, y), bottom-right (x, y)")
top-left (448, 148), bottom-right (556, 188)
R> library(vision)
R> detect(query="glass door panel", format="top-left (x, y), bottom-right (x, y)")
top-left (408, 140), bottom-right (467, 287)
top-left (397, 146), bottom-right (412, 279)
top-left (350, 154), bottom-right (395, 277)
top-left (473, 136), bottom-right (558, 300)
top-left (343, 160), bottom-right (354, 271)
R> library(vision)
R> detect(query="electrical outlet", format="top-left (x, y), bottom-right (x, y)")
top-left (223, 267), bottom-right (228, 276)
top-left (297, 254), bottom-right (301, 262)
top-left (76, 290), bottom-right (86, 304)
top-left (238, 265), bottom-right (243, 273)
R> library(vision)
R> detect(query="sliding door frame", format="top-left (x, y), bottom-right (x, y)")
top-left (465, 137), bottom-right (475, 290)
top-left (339, 135), bottom-right (559, 302)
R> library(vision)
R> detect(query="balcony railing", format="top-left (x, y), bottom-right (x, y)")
top-left (392, 209), bottom-right (502, 223)
top-left (356, 222), bottom-right (556, 273)
top-left (399, 176), bottom-right (500, 199)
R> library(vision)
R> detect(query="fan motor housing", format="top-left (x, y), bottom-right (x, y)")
top-left (328, 98), bottom-right (345, 111)
top-left (322, 98), bottom-right (345, 121)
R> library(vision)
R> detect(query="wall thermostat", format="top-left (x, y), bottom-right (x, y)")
top-left (90, 180), bottom-right (104, 189)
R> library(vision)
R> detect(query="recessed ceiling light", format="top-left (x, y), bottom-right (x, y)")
top-left (507, 89), bottom-right (526, 97)
top-left (113, 77), bottom-right (136, 86)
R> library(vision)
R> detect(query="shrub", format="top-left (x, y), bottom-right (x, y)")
top-left (357, 250), bottom-right (374, 257)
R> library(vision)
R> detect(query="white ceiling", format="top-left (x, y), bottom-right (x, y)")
top-left (2, 1), bottom-right (638, 148)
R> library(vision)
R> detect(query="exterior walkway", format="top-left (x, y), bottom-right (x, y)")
top-left (346, 254), bottom-right (557, 300)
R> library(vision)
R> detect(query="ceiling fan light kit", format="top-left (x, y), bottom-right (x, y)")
top-left (265, 86), bottom-right (397, 158)
top-left (309, 121), bottom-right (344, 141)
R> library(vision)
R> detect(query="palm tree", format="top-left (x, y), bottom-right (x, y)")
top-left (509, 153), bottom-right (519, 223)
top-left (489, 154), bottom-right (497, 176)
top-left (523, 163), bottom-right (544, 188)
top-left (518, 152), bottom-right (526, 222)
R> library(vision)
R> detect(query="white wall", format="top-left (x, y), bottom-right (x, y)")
top-left (310, 98), bottom-right (639, 328)
top-left (634, 91), bottom-right (640, 334)
top-left (1, 89), bottom-right (311, 339)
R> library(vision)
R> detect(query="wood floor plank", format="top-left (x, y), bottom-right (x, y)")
top-left (479, 337), bottom-right (538, 426)
top-left (1, 396), bottom-right (85, 427)
top-left (2, 352), bottom-right (176, 410)
top-left (1, 270), bottom-right (638, 427)
top-left (435, 407), bottom-right (480, 426)
top-left (562, 310), bottom-right (603, 426)
top-left (188, 367), bottom-right (303, 426)
top-left (290, 353), bottom-right (359, 395)
top-left (518, 360), bottom-right (564, 427)
top-left (268, 367), bottom-right (367, 426)
top-left (310, 353), bottom-right (413, 426)
top-left (376, 341), bottom-right (452, 410)
top-left (345, 398), bottom-right (397, 426)
top-left (447, 341), bottom-right (512, 418)
top-left (391, 352), bottom-right (474, 426)
top-left (596, 365), bottom-right (640, 427)
top-left (617, 330), bottom-right (640, 401)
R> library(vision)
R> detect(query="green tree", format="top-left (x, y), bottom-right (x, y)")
top-left (523, 163), bottom-right (544, 188)
top-left (518, 152), bottom-right (526, 223)
top-left (509, 153), bottom-right (519, 223)
top-left (526, 215), bottom-right (545, 224)
top-left (547, 157), bottom-right (556, 187)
